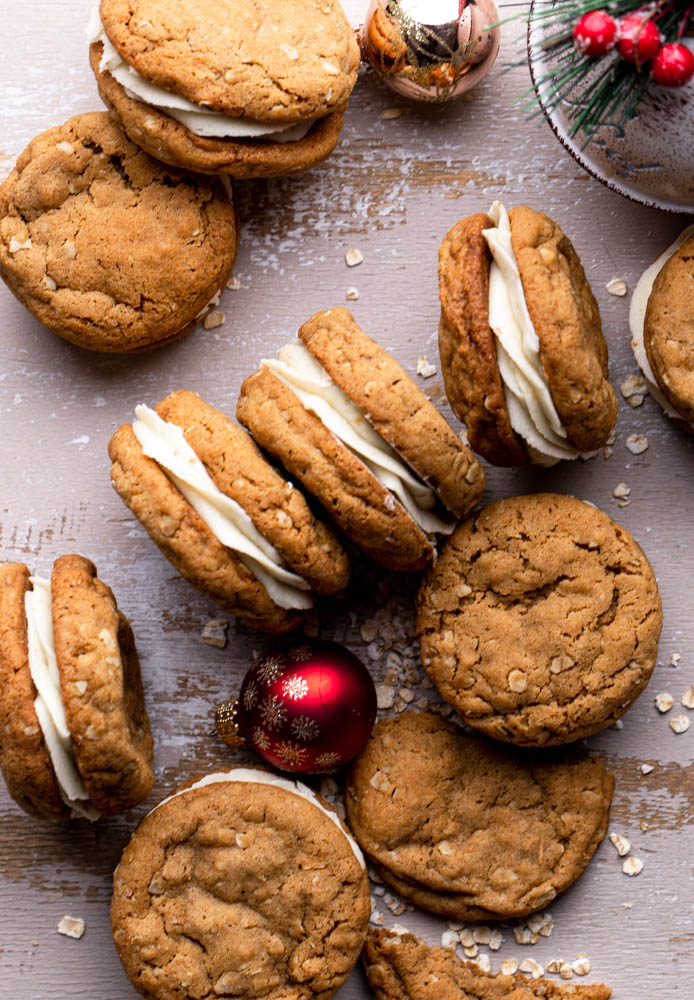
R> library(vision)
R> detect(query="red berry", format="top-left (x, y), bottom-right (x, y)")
top-left (652, 42), bottom-right (694, 87)
top-left (617, 14), bottom-right (662, 64)
top-left (573, 10), bottom-right (617, 58)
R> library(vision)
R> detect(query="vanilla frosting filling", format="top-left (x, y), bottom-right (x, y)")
top-left (262, 343), bottom-right (456, 537)
top-left (25, 578), bottom-right (99, 820)
top-left (629, 224), bottom-right (694, 425)
top-left (132, 406), bottom-right (312, 610)
top-left (87, 9), bottom-right (315, 142)
top-left (483, 201), bottom-right (589, 466)
top-left (150, 768), bottom-right (365, 869)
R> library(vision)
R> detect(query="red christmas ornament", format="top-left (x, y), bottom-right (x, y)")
top-left (616, 14), bottom-right (662, 65)
top-left (573, 10), bottom-right (617, 58)
top-left (217, 640), bottom-right (377, 774)
top-left (652, 42), bottom-right (694, 87)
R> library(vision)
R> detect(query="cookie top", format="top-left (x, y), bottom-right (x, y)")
top-left (418, 494), bottom-right (662, 746)
top-left (99, 0), bottom-right (359, 123)
top-left (346, 711), bottom-right (613, 920)
top-left (363, 928), bottom-right (612, 1000)
top-left (298, 308), bottom-right (485, 518)
top-left (111, 772), bottom-right (370, 1000)
top-left (0, 112), bottom-right (237, 352)
top-left (155, 390), bottom-right (349, 595)
top-left (644, 233), bottom-right (694, 425)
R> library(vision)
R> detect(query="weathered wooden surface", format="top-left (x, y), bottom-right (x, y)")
top-left (0, 2), bottom-right (692, 997)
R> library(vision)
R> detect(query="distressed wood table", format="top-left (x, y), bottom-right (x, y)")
top-left (1, 2), bottom-right (692, 997)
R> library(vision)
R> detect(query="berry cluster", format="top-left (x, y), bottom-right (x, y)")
top-left (573, 8), bottom-right (694, 87)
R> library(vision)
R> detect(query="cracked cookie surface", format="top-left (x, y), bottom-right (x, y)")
top-left (346, 711), bottom-right (613, 920)
top-left (0, 111), bottom-right (237, 352)
top-left (363, 928), bottom-right (612, 1000)
top-left (417, 493), bottom-right (662, 746)
top-left (111, 778), bottom-right (370, 1000)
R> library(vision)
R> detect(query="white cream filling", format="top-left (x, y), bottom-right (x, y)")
top-left (629, 224), bottom-right (694, 425)
top-left (262, 343), bottom-right (456, 537)
top-left (483, 201), bottom-right (591, 466)
top-left (132, 406), bottom-right (312, 610)
top-left (87, 9), bottom-right (315, 142)
top-left (25, 578), bottom-right (99, 821)
top-left (150, 768), bottom-right (365, 869)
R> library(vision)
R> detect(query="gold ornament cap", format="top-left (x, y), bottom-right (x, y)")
top-left (214, 699), bottom-right (246, 748)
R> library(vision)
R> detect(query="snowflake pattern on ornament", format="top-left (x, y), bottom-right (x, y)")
top-left (282, 673), bottom-right (309, 702)
top-left (251, 726), bottom-right (271, 751)
top-left (259, 694), bottom-right (287, 730)
top-left (243, 680), bottom-right (259, 711)
top-left (274, 741), bottom-right (309, 768)
top-left (290, 715), bottom-right (321, 742)
top-left (315, 751), bottom-right (341, 768)
top-left (256, 655), bottom-right (285, 686)
top-left (288, 644), bottom-right (313, 663)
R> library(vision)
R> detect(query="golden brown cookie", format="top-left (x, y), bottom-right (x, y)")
top-left (363, 928), bottom-right (612, 1000)
top-left (90, 0), bottom-right (359, 177)
top-left (0, 556), bottom-right (154, 820)
top-left (418, 494), bottom-right (662, 746)
top-left (438, 205), bottom-right (617, 465)
top-left (346, 711), bottom-right (613, 920)
top-left (111, 769), bottom-right (370, 1000)
top-left (0, 112), bottom-right (237, 352)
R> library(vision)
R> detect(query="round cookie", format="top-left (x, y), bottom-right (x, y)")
top-left (346, 711), bottom-right (614, 920)
top-left (0, 556), bottom-right (154, 820)
top-left (111, 769), bottom-right (371, 1000)
top-left (0, 112), bottom-right (238, 352)
top-left (438, 204), bottom-right (618, 465)
top-left (417, 493), bottom-right (662, 746)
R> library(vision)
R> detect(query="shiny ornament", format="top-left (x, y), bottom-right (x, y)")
top-left (216, 640), bottom-right (377, 773)
top-left (651, 42), bottom-right (694, 87)
top-left (360, 0), bottom-right (500, 103)
top-left (572, 10), bottom-right (617, 58)
top-left (616, 14), bottom-right (662, 65)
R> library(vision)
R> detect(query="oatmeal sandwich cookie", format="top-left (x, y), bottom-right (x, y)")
top-left (363, 928), bottom-right (612, 1000)
top-left (418, 493), bottom-right (662, 746)
top-left (88, 0), bottom-right (359, 178)
top-left (346, 711), bottom-right (613, 921)
top-left (0, 555), bottom-right (154, 820)
top-left (108, 391), bottom-right (349, 634)
top-left (237, 308), bottom-right (485, 574)
top-left (0, 112), bottom-right (238, 353)
top-left (438, 202), bottom-right (618, 465)
top-left (111, 767), bottom-right (370, 1000)
top-left (630, 222), bottom-right (694, 430)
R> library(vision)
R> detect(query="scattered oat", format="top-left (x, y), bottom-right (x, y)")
top-left (360, 619), bottom-right (379, 643)
top-left (441, 930), bottom-right (459, 949)
top-left (57, 916), bottom-right (85, 939)
top-left (399, 687), bottom-right (415, 704)
top-left (572, 955), bottom-right (591, 976)
top-left (376, 684), bottom-right (395, 710)
top-left (464, 944), bottom-right (478, 958)
top-left (501, 958), bottom-right (518, 975)
top-left (519, 958), bottom-right (544, 979)
top-left (655, 691), bottom-right (674, 713)
top-left (346, 286), bottom-right (359, 301)
top-left (226, 276), bottom-right (242, 290)
top-left (670, 652), bottom-right (681, 666)
top-left (609, 832), bottom-right (631, 857)
top-left (381, 107), bottom-right (404, 120)
top-left (622, 856), bottom-right (643, 876)
top-left (640, 763), bottom-right (654, 774)
top-left (621, 375), bottom-right (647, 407)
top-left (682, 687), bottom-right (694, 710)
top-left (460, 929), bottom-right (475, 948)
top-left (489, 929), bottom-right (504, 951)
top-left (613, 482), bottom-right (631, 499)
top-left (203, 310), bottom-right (225, 330)
top-left (345, 248), bottom-right (363, 268)
top-left (606, 278), bottom-right (627, 296)
top-left (474, 953), bottom-right (492, 974)
top-left (513, 926), bottom-right (535, 945)
top-left (391, 923), bottom-right (409, 935)
top-left (626, 434), bottom-right (648, 455)
top-left (201, 618), bottom-right (228, 648)
top-left (669, 713), bottom-right (690, 734)
top-left (416, 355), bottom-right (437, 378)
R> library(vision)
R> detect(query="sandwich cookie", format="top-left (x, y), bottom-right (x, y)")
top-left (438, 202), bottom-right (618, 465)
top-left (237, 308), bottom-right (485, 574)
top-left (0, 112), bottom-right (238, 353)
top-left (0, 555), bottom-right (154, 820)
top-left (363, 928), bottom-right (613, 1000)
top-left (108, 391), bottom-right (349, 634)
top-left (630, 223), bottom-right (694, 430)
top-left (418, 493), bottom-right (662, 747)
top-left (88, 0), bottom-right (360, 178)
top-left (346, 711), bottom-right (613, 921)
top-left (111, 767), bottom-right (370, 1000)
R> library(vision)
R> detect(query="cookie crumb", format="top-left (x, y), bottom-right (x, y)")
top-left (626, 434), bottom-right (648, 455)
top-left (381, 107), bottom-right (404, 120)
top-left (622, 856), bottom-right (643, 876)
top-left (346, 286), bottom-right (359, 301)
top-left (655, 691), bottom-right (674, 713)
top-left (416, 355), bottom-right (437, 378)
top-left (681, 687), bottom-right (694, 709)
top-left (669, 713), bottom-right (690, 734)
top-left (609, 832), bottom-right (631, 856)
top-left (621, 375), bottom-right (647, 407)
top-left (670, 652), bottom-right (681, 666)
top-left (56, 916), bottom-right (85, 939)
top-left (226, 276), bottom-right (242, 290)
top-left (613, 482), bottom-right (631, 499)
top-left (606, 278), bottom-right (627, 296)
top-left (203, 311), bottom-right (225, 330)
top-left (201, 618), bottom-right (228, 648)
top-left (345, 248), bottom-right (364, 268)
